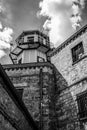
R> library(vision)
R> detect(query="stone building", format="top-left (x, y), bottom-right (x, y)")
top-left (0, 64), bottom-right (38, 130)
top-left (3, 30), bottom-right (67, 130)
top-left (50, 24), bottom-right (87, 130)
top-left (2, 24), bottom-right (87, 130)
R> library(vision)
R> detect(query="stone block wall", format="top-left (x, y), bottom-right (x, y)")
top-left (0, 75), bottom-right (32, 130)
top-left (55, 78), bottom-right (87, 130)
top-left (51, 31), bottom-right (87, 86)
top-left (50, 29), bottom-right (87, 130)
top-left (5, 60), bottom-right (85, 130)
top-left (3, 64), bottom-right (53, 130)
top-left (3, 63), bottom-right (69, 130)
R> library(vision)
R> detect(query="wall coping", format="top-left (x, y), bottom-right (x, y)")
top-left (3, 62), bottom-right (54, 70)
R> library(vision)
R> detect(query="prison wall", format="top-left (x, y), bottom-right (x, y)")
top-left (50, 27), bottom-right (87, 130)
top-left (3, 63), bottom-right (67, 130)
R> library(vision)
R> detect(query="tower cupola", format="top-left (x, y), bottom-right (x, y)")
top-left (10, 30), bottom-right (51, 64)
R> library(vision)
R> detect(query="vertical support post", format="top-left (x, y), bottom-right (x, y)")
top-left (39, 68), bottom-right (43, 130)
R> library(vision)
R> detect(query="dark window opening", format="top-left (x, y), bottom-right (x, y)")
top-left (38, 35), bottom-right (43, 44)
top-left (18, 37), bottom-right (24, 45)
top-left (77, 91), bottom-right (87, 120)
top-left (27, 36), bottom-right (34, 42)
top-left (18, 58), bottom-right (22, 64)
top-left (72, 42), bottom-right (84, 63)
top-left (37, 56), bottom-right (45, 62)
top-left (16, 88), bottom-right (23, 99)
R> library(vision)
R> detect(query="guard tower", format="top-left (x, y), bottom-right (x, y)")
top-left (10, 30), bottom-right (51, 64)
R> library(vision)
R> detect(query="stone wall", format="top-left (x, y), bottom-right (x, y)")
top-left (50, 29), bottom-right (87, 130)
top-left (4, 63), bottom-right (68, 130)
top-left (4, 64), bottom-right (54, 130)
top-left (51, 31), bottom-right (87, 86)
top-left (55, 78), bottom-right (87, 130)
top-left (0, 75), bottom-right (32, 130)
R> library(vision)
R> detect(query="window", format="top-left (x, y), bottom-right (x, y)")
top-left (27, 36), bottom-right (34, 42)
top-left (38, 35), bottom-right (43, 43)
top-left (72, 42), bottom-right (84, 63)
top-left (77, 91), bottom-right (87, 120)
top-left (37, 56), bottom-right (45, 62)
top-left (16, 88), bottom-right (23, 99)
top-left (18, 58), bottom-right (22, 64)
top-left (19, 37), bottom-right (24, 45)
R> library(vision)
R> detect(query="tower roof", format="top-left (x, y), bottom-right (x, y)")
top-left (16, 30), bottom-right (49, 42)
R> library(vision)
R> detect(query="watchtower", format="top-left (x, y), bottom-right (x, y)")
top-left (10, 30), bottom-right (51, 64)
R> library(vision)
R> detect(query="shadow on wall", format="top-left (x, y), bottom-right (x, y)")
top-left (53, 65), bottom-right (83, 130)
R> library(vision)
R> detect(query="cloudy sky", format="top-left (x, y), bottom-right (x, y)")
top-left (0, 0), bottom-right (87, 64)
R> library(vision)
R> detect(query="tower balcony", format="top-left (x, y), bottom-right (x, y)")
top-left (15, 30), bottom-right (50, 51)
top-left (10, 30), bottom-right (51, 64)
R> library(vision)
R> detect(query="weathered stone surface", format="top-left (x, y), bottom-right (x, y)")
top-left (4, 63), bottom-right (67, 130)
top-left (51, 30), bottom-right (87, 130)
top-left (0, 76), bottom-right (33, 130)
top-left (51, 31), bottom-right (87, 86)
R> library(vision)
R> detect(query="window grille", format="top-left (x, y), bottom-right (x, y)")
top-left (77, 91), bottom-right (87, 120)
top-left (27, 36), bottom-right (34, 42)
top-left (72, 42), bottom-right (84, 63)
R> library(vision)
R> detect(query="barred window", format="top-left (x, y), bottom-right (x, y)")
top-left (27, 36), bottom-right (34, 42)
top-left (77, 91), bottom-right (87, 120)
top-left (72, 42), bottom-right (84, 63)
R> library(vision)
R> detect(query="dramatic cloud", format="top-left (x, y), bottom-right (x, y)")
top-left (0, 0), bottom-right (13, 58)
top-left (39, 0), bottom-right (85, 46)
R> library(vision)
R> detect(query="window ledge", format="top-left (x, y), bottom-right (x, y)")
top-left (72, 55), bottom-right (87, 65)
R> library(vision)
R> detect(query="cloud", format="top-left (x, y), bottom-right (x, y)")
top-left (0, 0), bottom-right (13, 58)
top-left (38, 0), bottom-right (85, 46)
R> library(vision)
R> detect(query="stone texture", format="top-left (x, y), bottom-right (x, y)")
top-left (51, 31), bottom-right (87, 86)
top-left (51, 30), bottom-right (87, 130)
top-left (4, 63), bottom-right (67, 130)
top-left (0, 76), bottom-right (32, 130)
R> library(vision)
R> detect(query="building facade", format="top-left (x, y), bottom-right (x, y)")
top-left (51, 24), bottom-right (87, 130)
top-left (2, 24), bottom-right (87, 130)
top-left (0, 64), bottom-right (38, 130)
top-left (3, 30), bottom-right (67, 130)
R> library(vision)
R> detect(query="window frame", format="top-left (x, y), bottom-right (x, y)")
top-left (27, 36), bottom-right (34, 43)
top-left (77, 91), bottom-right (87, 120)
top-left (18, 58), bottom-right (22, 64)
top-left (71, 42), bottom-right (84, 64)
top-left (37, 56), bottom-right (45, 62)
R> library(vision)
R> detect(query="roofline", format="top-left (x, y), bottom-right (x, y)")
top-left (3, 62), bottom-right (54, 70)
top-left (0, 64), bottom-right (38, 130)
top-left (50, 24), bottom-right (87, 57)
top-left (16, 30), bottom-right (49, 42)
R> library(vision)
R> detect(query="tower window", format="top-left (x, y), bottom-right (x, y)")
top-left (27, 36), bottom-right (34, 42)
top-left (77, 91), bottom-right (87, 120)
top-left (71, 42), bottom-right (84, 63)
top-left (18, 58), bottom-right (22, 64)
top-left (37, 56), bottom-right (45, 62)
top-left (38, 35), bottom-right (43, 43)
